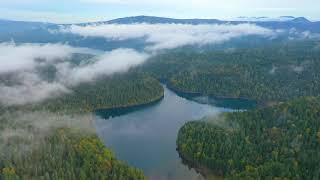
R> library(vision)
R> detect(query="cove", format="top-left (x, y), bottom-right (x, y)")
top-left (94, 85), bottom-right (249, 180)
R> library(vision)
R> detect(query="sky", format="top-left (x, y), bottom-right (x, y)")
top-left (0, 0), bottom-right (319, 23)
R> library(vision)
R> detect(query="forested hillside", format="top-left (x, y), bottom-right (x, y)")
top-left (143, 40), bottom-right (320, 103)
top-left (1, 19), bottom-right (320, 179)
top-left (177, 96), bottom-right (320, 179)
top-left (0, 71), bottom-right (164, 179)
top-left (1, 124), bottom-right (146, 179)
top-left (34, 73), bottom-right (164, 113)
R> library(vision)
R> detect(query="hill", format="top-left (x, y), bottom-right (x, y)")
top-left (177, 96), bottom-right (320, 179)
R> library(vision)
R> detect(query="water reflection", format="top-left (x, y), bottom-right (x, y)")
top-left (94, 85), bottom-right (231, 180)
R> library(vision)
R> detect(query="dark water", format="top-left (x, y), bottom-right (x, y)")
top-left (173, 90), bottom-right (257, 109)
top-left (94, 85), bottom-right (249, 180)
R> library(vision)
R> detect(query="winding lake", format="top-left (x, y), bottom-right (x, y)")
top-left (94, 85), bottom-right (253, 180)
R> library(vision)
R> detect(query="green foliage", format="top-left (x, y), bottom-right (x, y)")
top-left (177, 96), bottom-right (320, 179)
top-left (12, 72), bottom-right (164, 113)
top-left (44, 73), bottom-right (163, 112)
top-left (0, 71), bottom-right (164, 179)
top-left (143, 40), bottom-right (320, 102)
top-left (0, 128), bottom-right (146, 180)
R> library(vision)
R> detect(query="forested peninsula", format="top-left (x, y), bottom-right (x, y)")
top-left (177, 97), bottom-right (320, 179)
top-left (144, 41), bottom-right (320, 104)
top-left (0, 72), bottom-right (164, 179)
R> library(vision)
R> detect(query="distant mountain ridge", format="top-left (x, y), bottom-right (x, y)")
top-left (105, 16), bottom-right (221, 25)
top-left (76, 15), bottom-right (317, 32)
top-left (0, 15), bottom-right (317, 26)
top-left (85, 15), bottom-right (319, 33)
top-left (0, 19), bottom-right (53, 33)
top-left (0, 15), bottom-right (319, 47)
top-left (70, 15), bottom-right (316, 26)
top-left (104, 15), bottom-right (314, 24)
top-left (235, 16), bottom-right (310, 22)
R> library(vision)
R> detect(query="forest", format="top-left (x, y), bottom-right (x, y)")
top-left (143, 40), bottom-right (320, 103)
top-left (177, 96), bottom-right (320, 179)
top-left (1, 37), bottom-right (320, 179)
top-left (0, 71), bottom-right (164, 179)
top-left (33, 72), bottom-right (164, 113)
top-left (0, 124), bottom-right (146, 180)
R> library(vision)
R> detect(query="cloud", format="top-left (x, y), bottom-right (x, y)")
top-left (0, 72), bottom-right (71, 105)
top-left (0, 42), bottom-right (148, 106)
top-left (0, 43), bottom-right (76, 74)
top-left (57, 48), bottom-right (148, 85)
top-left (59, 23), bottom-right (278, 51)
top-left (0, 110), bottom-right (94, 155)
top-left (288, 28), bottom-right (320, 40)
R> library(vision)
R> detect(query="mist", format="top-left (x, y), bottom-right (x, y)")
top-left (0, 110), bottom-right (95, 158)
top-left (59, 23), bottom-right (279, 51)
top-left (0, 42), bottom-right (148, 106)
top-left (289, 28), bottom-right (320, 40)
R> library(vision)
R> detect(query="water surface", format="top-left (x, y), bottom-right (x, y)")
top-left (95, 85), bottom-right (233, 180)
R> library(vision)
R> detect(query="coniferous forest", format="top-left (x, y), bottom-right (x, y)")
top-left (143, 40), bottom-right (320, 102)
top-left (0, 72), bottom-right (163, 179)
top-left (1, 127), bottom-right (146, 180)
top-left (2, 40), bottom-right (320, 179)
top-left (1, 12), bottom-right (320, 180)
top-left (177, 97), bottom-right (320, 179)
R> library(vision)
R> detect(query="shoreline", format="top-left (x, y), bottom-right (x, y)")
top-left (164, 80), bottom-right (279, 108)
top-left (94, 89), bottom-right (164, 118)
top-left (177, 147), bottom-right (224, 180)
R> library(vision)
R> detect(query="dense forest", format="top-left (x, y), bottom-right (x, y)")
top-left (0, 68), bottom-right (164, 179)
top-left (1, 37), bottom-right (320, 179)
top-left (177, 96), bottom-right (320, 179)
top-left (0, 118), bottom-right (146, 179)
top-left (33, 73), bottom-right (164, 113)
top-left (143, 40), bottom-right (320, 103)
top-left (0, 52), bottom-right (164, 113)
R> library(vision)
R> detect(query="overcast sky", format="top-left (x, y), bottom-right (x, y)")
top-left (0, 0), bottom-right (319, 23)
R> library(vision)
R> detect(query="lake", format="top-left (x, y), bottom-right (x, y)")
top-left (94, 85), bottom-right (253, 180)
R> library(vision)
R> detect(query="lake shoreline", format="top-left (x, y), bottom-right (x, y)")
top-left (177, 147), bottom-right (223, 180)
top-left (95, 84), bottom-right (229, 179)
top-left (95, 90), bottom-right (164, 118)
top-left (164, 80), bottom-right (279, 108)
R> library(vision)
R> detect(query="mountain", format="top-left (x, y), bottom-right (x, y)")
top-left (0, 19), bottom-right (53, 33)
top-left (97, 15), bottom-right (319, 32)
top-left (291, 17), bottom-right (310, 23)
top-left (0, 16), bottom-right (319, 51)
top-left (1, 16), bottom-right (319, 33)
top-left (102, 15), bottom-right (315, 25)
top-left (236, 16), bottom-right (298, 22)
top-left (105, 15), bottom-right (221, 25)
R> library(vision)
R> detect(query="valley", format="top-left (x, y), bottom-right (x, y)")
top-left (0, 14), bottom-right (320, 180)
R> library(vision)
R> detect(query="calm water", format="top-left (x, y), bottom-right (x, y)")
top-left (94, 85), bottom-right (242, 180)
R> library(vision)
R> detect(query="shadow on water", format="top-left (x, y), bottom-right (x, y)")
top-left (170, 88), bottom-right (258, 110)
top-left (94, 84), bottom-right (252, 180)
top-left (95, 96), bottom-right (163, 119)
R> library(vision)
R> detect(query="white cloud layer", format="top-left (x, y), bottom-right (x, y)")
top-left (0, 111), bottom-right (95, 154)
top-left (0, 43), bottom-right (75, 73)
top-left (60, 23), bottom-right (278, 50)
top-left (0, 42), bottom-right (148, 106)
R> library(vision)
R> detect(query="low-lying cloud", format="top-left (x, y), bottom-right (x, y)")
top-left (0, 42), bottom-right (148, 106)
top-left (59, 23), bottom-right (278, 51)
top-left (58, 48), bottom-right (148, 86)
top-left (0, 110), bottom-right (94, 157)
top-left (0, 43), bottom-right (76, 74)
top-left (289, 28), bottom-right (320, 40)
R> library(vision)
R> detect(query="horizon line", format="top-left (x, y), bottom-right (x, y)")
top-left (0, 15), bottom-right (319, 24)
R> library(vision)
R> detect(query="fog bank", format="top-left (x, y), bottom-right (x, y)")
top-left (0, 42), bottom-right (148, 106)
